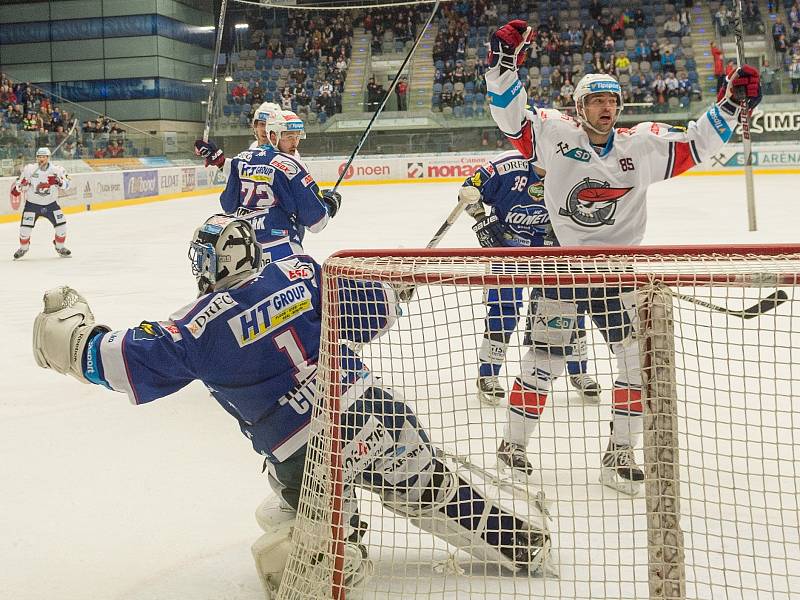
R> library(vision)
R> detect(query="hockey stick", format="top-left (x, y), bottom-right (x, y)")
top-left (733, 0), bottom-right (757, 231)
top-left (469, 201), bottom-right (787, 321)
top-left (397, 187), bottom-right (474, 301)
top-left (52, 118), bottom-right (78, 157)
top-left (329, 0), bottom-right (440, 195)
top-left (674, 289), bottom-right (788, 319)
top-left (202, 0), bottom-right (229, 143)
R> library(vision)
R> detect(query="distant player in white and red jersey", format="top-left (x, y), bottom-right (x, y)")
top-left (484, 20), bottom-right (762, 494)
top-left (11, 147), bottom-right (72, 260)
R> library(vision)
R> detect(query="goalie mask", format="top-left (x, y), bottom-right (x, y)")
top-left (189, 215), bottom-right (262, 295)
top-left (573, 73), bottom-right (624, 135)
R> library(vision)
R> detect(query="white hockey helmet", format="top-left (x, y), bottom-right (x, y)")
top-left (252, 102), bottom-right (281, 144)
top-left (36, 147), bottom-right (51, 157)
top-left (573, 73), bottom-right (624, 133)
top-left (188, 214), bottom-right (262, 295)
top-left (252, 102), bottom-right (281, 129)
top-left (266, 110), bottom-right (306, 149)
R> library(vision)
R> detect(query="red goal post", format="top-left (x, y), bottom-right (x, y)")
top-left (280, 244), bottom-right (800, 600)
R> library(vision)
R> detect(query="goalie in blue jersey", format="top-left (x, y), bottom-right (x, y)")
top-left (462, 152), bottom-right (601, 411)
top-left (32, 215), bottom-right (551, 596)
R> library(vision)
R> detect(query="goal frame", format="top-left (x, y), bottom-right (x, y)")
top-left (304, 244), bottom-right (800, 600)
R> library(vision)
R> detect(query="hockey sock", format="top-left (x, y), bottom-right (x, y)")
top-left (566, 359), bottom-right (588, 375)
top-left (54, 224), bottom-right (67, 249)
top-left (478, 336), bottom-right (508, 377)
top-left (610, 385), bottom-right (643, 447)
top-left (504, 379), bottom-right (546, 446)
top-left (19, 225), bottom-right (32, 248)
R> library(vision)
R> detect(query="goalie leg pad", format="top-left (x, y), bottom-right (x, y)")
top-left (382, 461), bottom-right (551, 574)
top-left (252, 496), bottom-right (297, 598)
top-left (252, 497), bottom-right (371, 599)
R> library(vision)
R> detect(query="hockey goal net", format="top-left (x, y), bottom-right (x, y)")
top-left (279, 245), bottom-right (800, 600)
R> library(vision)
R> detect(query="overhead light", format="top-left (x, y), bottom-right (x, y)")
top-left (201, 77), bottom-right (212, 83)
top-left (224, 76), bottom-right (233, 82)
top-left (201, 101), bottom-right (208, 105)
top-left (235, 23), bottom-right (249, 29)
top-left (198, 25), bottom-right (214, 32)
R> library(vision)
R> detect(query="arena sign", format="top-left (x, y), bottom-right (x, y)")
top-left (706, 142), bottom-right (800, 169)
top-left (736, 108), bottom-right (800, 135)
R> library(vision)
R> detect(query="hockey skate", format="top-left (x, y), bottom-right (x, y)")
top-left (497, 439), bottom-right (535, 483)
top-left (53, 242), bottom-right (72, 258)
top-left (13, 246), bottom-right (28, 260)
top-left (569, 374), bottom-right (601, 403)
top-left (477, 376), bottom-right (505, 406)
top-left (600, 440), bottom-right (644, 496)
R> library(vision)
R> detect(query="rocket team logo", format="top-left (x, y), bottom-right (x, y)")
top-left (558, 178), bottom-right (632, 227)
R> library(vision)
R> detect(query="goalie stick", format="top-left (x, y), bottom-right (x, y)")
top-left (675, 289), bottom-right (788, 320)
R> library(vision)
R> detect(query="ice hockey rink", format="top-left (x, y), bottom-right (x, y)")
top-left (2, 172), bottom-right (799, 600)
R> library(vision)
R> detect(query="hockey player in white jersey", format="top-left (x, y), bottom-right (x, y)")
top-left (32, 214), bottom-right (551, 596)
top-left (10, 147), bottom-right (72, 260)
top-left (484, 20), bottom-right (762, 494)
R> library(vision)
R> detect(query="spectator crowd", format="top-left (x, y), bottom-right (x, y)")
top-left (0, 73), bottom-right (130, 162)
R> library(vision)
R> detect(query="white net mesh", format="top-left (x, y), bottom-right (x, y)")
top-left (279, 247), bottom-right (800, 600)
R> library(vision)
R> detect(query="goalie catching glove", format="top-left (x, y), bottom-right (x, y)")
top-left (194, 139), bottom-right (226, 168)
top-left (488, 20), bottom-right (533, 72)
top-left (716, 64), bottom-right (762, 116)
top-left (32, 286), bottom-right (110, 384)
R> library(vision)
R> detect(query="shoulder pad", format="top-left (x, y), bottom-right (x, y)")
top-left (234, 150), bottom-right (254, 162)
top-left (272, 256), bottom-right (319, 282)
top-left (183, 292), bottom-right (238, 339)
top-left (494, 153), bottom-right (531, 175)
top-left (269, 154), bottom-right (302, 180)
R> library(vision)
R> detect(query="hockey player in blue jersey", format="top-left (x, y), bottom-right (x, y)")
top-left (462, 152), bottom-right (600, 411)
top-left (32, 214), bottom-right (551, 596)
top-left (197, 109), bottom-right (341, 265)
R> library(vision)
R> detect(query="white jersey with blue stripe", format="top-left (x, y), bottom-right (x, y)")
top-left (485, 66), bottom-right (740, 247)
top-left (463, 150), bottom-right (551, 247)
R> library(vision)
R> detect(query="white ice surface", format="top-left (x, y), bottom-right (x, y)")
top-left (1, 174), bottom-right (798, 600)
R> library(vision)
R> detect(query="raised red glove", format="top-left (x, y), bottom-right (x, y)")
top-left (717, 64), bottom-right (762, 114)
top-left (9, 186), bottom-right (22, 210)
top-left (488, 20), bottom-right (533, 71)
